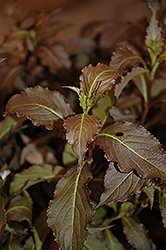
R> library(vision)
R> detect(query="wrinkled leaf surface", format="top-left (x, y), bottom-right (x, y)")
top-left (95, 121), bottom-right (166, 179)
top-left (47, 164), bottom-right (95, 250)
top-left (4, 86), bottom-right (74, 130)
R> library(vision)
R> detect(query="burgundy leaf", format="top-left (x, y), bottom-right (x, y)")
top-left (97, 164), bottom-right (150, 208)
top-left (159, 192), bottom-right (166, 229)
top-left (64, 114), bottom-right (101, 169)
top-left (4, 86), bottom-right (74, 130)
top-left (47, 164), bottom-right (95, 250)
top-left (0, 190), bottom-right (6, 247)
top-left (110, 44), bottom-right (146, 71)
top-left (79, 63), bottom-right (118, 112)
top-left (95, 121), bottom-right (166, 179)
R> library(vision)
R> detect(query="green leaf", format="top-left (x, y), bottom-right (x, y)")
top-left (83, 233), bottom-right (109, 250)
top-left (0, 190), bottom-right (6, 248)
top-left (6, 192), bottom-right (33, 225)
top-left (92, 89), bottom-right (116, 126)
top-left (47, 164), bottom-right (95, 250)
top-left (33, 227), bottom-right (42, 250)
top-left (105, 229), bottom-right (125, 250)
top-left (114, 67), bottom-right (148, 98)
top-left (79, 63), bottom-right (118, 112)
top-left (122, 216), bottom-right (153, 250)
top-left (10, 164), bottom-right (63, 195)
top-left (64, 114), bottom-right (101, 169)
top-left (144, 184), bottom-right (155, 209)
top-left (159, 192), bottom-right (166, 229)
top-left (2, 238), bottom-right (24, 250)
top-left (110, 44), bottom-right (146, 71)
top-left (0, 115), bottom-right (26, 141)
top-left (62, 143), bottom-right (78, 166)
top-left (95, 121), bottom-right (166, 179)
top-left (145, 4), bottom-right (163, 66)
top-left (4, 86), bottom-right (74, 130)
top-left (97, 164), bottom-right (150, 208)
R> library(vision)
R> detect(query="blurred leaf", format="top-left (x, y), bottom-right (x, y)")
top-left (105, 229), bottom-right (125, 250)
top-left (10, 164), bottom-right (63, 195)
top-left (64, 114), bottom-right (101, 170)
top-left (95, 121), bottom-right (166, 179)
top-left (65, 37), bottom-right (96, 55)
top-left (20, 143), bottom-right (44, 165)
top-left (144, 184), bottom-right (155, 209)
top-left (33, 227), bottom-right (42, 250)
top-left (62, 142), bottom-right (77, 166)
top-left (83, 233), bottom-right (109, 250)
top-left (0, 190), bottom-right (6, 247)
top-left (145, 4), bottom-right (163, 66)
top-left (122, 216), bottom-right (153, 250)
top-left (97, 164), bottom-right (150, 208)
top-left (37, 44), bottom-right (71, 74)
top-left (110, 44), bottom-right (146, 71)
top-left (6, 192), bottom-right (33, 224)
top-left (159, 192), bottom-right (166, 229)
top-left (114, 67), bottom-right (148, 98)
top-left (79, 63), bottom-right (118, 112)
top-left (2, 238), bottom-right (24, 250)
top-left (4, 86), bottom-right (74, 130)
top-left (92, 89), bottom-right (116, 126)
top-left (24, 236), bottom-right (35, 250)
top-left (47, 164), bottom-right (95, 250)
top-left (87, 224), bottom-right (113, 235)
top-left (0, 115), bottom-right (26, 141)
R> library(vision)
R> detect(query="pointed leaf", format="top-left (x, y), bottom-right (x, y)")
top-left (97, 164), bottom-right (150, 208)
top-left (79, 63), bottom-right (118, 112)
top-left (144, 185), bottom-right (155, 209)
top-left (10, 164), bottom-right (63, 195)
top-left (145, 4), bottom-right (163, 65)
top-left (110, 44), bottom-right (146, 71)
top-left (83, 233), bottom-right (109, 250)
top-left (122, 216), bottom-right (153, 250)
top-left (4, 86), bottom-right (74, 130)
top-left (159, 192), bottom-right (166, 229)
top-left (95, 121), bottom-right (166, 179)
top-left (114, 67), bottom-right (148, 98)
top-left (64, 114), bottom-right (101, 168)
top-left (47, 164), bottom-right (95, 250)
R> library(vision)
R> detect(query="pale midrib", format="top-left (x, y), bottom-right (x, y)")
top-left (71, 164), bottom-right (83, 245)
top-left (96, 133), bottom-right (166, 175)
top-left (88, 69), bottom-right (117, 99)
top-left (78, 114), bottom-right (85, 160)
top-left (6, 205), bottom-right (32, 215)
top-left (98, 171), bottom-right (133, 207)
top-left (13, 103), bottom-right (64, 120)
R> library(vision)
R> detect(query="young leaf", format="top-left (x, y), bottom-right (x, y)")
top-left (4, 86), bottom-right (74, 130)
top-left (159, 192), bottom-right (166, 229)
top-left (95, 121), bottom-right (166, 179)
top-left (114, 67), bottom-right (148, 98)
top-left (47, 163), bottom-right (95, 250)
top-left (79, 63), bottom-right (118, 112)
top-left (145, 4), bottom-right (163, 66)
top-left (144, 185), bottom-right (155, 209)
top-left (64, 114), bottom-right (101, 169)
top-left (122, 216), bottom-right (153, 250)
top-left (96, 164), bottom-right (150, 208)
top-left (10, 164), bottom-right (63, 195)
top-left (110, 44), bottom-right (146, 71)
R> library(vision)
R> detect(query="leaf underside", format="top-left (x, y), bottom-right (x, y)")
top-left (4, 86), bottom-right (74, 130)
top-left (47, 164), bottom-right (95, 250)
top-left (64, 114), bottom-right (101, 169)
top-left (95, 121), bottom-right (166, 179)
top-left (97, 163), bottom-right (151, 208)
